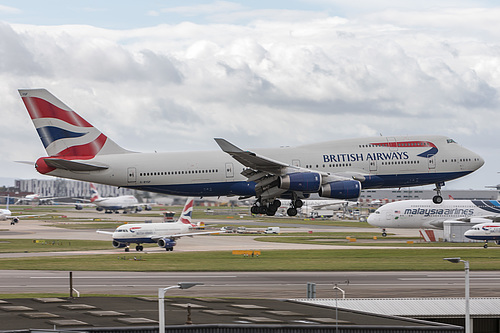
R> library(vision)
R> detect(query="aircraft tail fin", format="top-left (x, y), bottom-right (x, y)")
top-left (90, 183), bottom-right (101, 202)
top-left (178, 197), bottom-right (194, 226)
top-left (18, 89), bottom-right (132, 158)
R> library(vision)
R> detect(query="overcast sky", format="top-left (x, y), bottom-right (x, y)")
top-left (1, 1), bottom-right (499, 191)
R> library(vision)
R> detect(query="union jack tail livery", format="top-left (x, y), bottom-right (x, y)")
top-left (178, 197), bottom-right (195, 227)
top-left (90, 183), bottom-right (101, 203)
top-left (19, 89), bottom-right (130, 159)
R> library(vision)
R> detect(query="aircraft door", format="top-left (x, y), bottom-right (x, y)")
top-left (427, 155), bottom-right (436, 171)
top-left (369, 160), bottom-right (377, 172)
top-left (127, 167), bottom-right (137, 184)
top-left (387, 137), bottom-right (398, 152)
top-left (292, 159), bottom-right (301, 167)
top-left (225, 163), bottom-right (234, 179)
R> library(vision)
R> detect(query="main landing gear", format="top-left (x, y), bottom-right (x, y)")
top-left (382, 228), bottom-right (387, 237)
top-left (432, 182), bottom-right (444, 204)
top-left (251, 199), bottom-right (281, 216)
top-left (287, 199), bottom-right (303, 217)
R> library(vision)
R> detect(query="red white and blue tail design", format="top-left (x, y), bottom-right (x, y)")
top-left (19, 89), bottom-right (130, 158)
top-left (90, 183), bottom-right (101, 203)
top-left (178, 197), bottom-right (195, 227)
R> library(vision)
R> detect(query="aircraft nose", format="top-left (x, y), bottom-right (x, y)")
top-left (367, 213), bottom-right (379, 226)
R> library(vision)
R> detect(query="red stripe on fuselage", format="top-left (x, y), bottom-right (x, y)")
top-left (22, 96), bottom-right (93, 128)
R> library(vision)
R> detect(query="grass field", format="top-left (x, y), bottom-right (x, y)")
top-left (0, 239), bottom-right (112, 253)
top-left (0, 248), bottom-right (498, 271)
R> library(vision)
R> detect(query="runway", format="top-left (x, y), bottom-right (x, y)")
top-left (1, 270), bottom-right (500, 298)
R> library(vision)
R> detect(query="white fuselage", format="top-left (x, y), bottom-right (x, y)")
top-left (0, 209), bottom-right (12, 221)
top-left (368, 200), bottom-right (500, 229)
top-left (112, 222), bottom-right (190, 244)
top-left (41, 135), bottom-right (484, 198)
top-left (93, 195), bottom-right (138, 210)
top-left (464, 223), bottom-right (500, 241)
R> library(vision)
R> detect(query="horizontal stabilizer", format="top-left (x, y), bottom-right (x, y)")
top-left (45, 158), bottom-right (109, 171)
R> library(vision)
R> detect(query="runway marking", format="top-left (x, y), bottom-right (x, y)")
top-left (30, 275), bottom-right (238, 279)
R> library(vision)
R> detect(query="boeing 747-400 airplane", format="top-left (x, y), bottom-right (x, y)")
top-left (368, 199), bottom-right (500, 236)
top-left (19, 89), bottom-right (484, 216)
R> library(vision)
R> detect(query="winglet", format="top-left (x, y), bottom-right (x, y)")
top-left (214, 138), bottom-right (245, 154)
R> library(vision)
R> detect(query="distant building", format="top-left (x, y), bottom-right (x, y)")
top-left (15, 178), bottom-right (134, 198)
top-left (360, 189), bottom-right (498, 204)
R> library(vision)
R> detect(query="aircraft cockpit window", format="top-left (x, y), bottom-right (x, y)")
top-left (446, 138), bottom-right (457, 144)
top-left (375, 211), bottom-right (380, 214)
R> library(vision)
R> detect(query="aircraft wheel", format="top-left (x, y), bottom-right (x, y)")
top-left (272, 200), bottom-right (281, 208)
top-left (382, 232), bottom-right (387, 237)
top-left (432, 195), bottom-right (443, 204)
top-left (251, 206), bottom-right (259, 214)
top-left (266, 208), bottom-right (277, 216)
top-left (287, 207), bottom-right (297, 216)
top-left (125, 248), bottom-right (130, 252)
top-left (484, 243), bottom-right (488, 249)
top-left (295, 199), bottom-right (303, 208)
top-left (259, 206), bottom-right (268, 214)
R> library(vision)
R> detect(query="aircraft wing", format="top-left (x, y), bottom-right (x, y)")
top-left (214, 138), bottom-right (292, 175)
top-left (151, 230), bottom-right (222, 241)
top-left (96, 230), bottom-right (114, 235)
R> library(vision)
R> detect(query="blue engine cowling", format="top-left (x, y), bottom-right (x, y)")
top-left (112, 240), bottom-right (128, 248)
top-left (319, 180), bottom-right (361, 199)
top-left (75, 204), bottom-right (83, 210)
top-left (279, 172), bottom-right (321, 192)
top-left (145, 205), bottom-right (152, 211)
top-left (157, 238), bottom-right (177, 249)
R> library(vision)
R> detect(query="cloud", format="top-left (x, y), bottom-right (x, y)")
top-left (1, 4), bottom-right (500, 188)
top-left (0, 5), bottom-right (20, 14)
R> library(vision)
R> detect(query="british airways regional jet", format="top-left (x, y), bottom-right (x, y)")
top-left (18, 89), bottom-right (484, 216)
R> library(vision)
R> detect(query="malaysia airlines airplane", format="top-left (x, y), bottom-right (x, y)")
top-left (75, 183), bottom-right (152, 213)
top-left (368, 199), bottom-right (500, 236)
top-left (97, 198), bottom-right (220, 251)
top-left (18, 89), bottom-right (484, 216)
top-left (464, 223), bottom-right (500, 248)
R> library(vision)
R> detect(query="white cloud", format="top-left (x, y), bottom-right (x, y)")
top-left (1, 4), bottom-right (500, 188)
top-left (0, 5), bottom-right (20, 14)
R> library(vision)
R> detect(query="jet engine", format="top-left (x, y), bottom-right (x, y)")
top-left (145, 205), bottom-right (152, 211)
top-left (135, 206), bottom-right (143, 212)
top-left (11, 217), bottom-right (19, 224)
top-left (319, 180), bottom-right (361, 199)
top-left (75, 204), bottom-right (83, 210)
top-left (112, 240), bottom-right (127, 248)
top-left (279, 172), bottom-right (321, 192)
top-left (96, 206), bottom-right (104, 212)
top-left (157, 238), bottom-right (176, 251)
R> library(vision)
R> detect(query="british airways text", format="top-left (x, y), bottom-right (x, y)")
top-left (323, 151), bottom-right (410, 163)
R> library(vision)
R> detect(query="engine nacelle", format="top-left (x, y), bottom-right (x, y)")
top-left (135, 206), bottom-right (143, 212)
top-left (145, 205), bottom-right (152, 211)
top-left (112, 240), bottom-right (127, 248)
top-left (496, 240), bottom-right (500, 246)
top-left (75, 204), bottom-right (83, 210)
top-left (11, 217), bottom-right (19, 224)
top-left (96, 206), bottom-right (104, 212)
top-left (319, 180), bottom-right (361, 199)
top-left (279, 172), bottom-right (321, 192)
top-left (157, 238), bottom-right (176, 249)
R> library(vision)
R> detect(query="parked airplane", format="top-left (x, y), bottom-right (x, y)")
top-left (368, 199), bottom-right (500, 236)
top-left (19, 89), bottom-right (484, 216)
top-left (74, 183), bottom-right (152, 213)
top-left (0, 196), bottom-right (42, 225)
top-left (464, 223), bottom-right (500, 248)
top-left (1, 193), bottom-right (69, 205)
top-left (97, 198), bottom-right (220, 251)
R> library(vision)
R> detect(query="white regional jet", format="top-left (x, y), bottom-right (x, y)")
top-left (464, 223), bottom-right (500, 248)
top-left (98, 198), bottom-right (220, 252)
top-left (19, 89), bottom-right (484, 216)
top-left (75, 183), bottom-right (152, 213)
top-left (368, 199), bottom-right (500, 236)
top-left (0, 197), bottom-right (42, 225)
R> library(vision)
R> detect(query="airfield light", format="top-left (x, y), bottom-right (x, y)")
top-left (443, 257), bottom-right (470, 333)
top-left (158, 282), bottom-right (203, 333)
